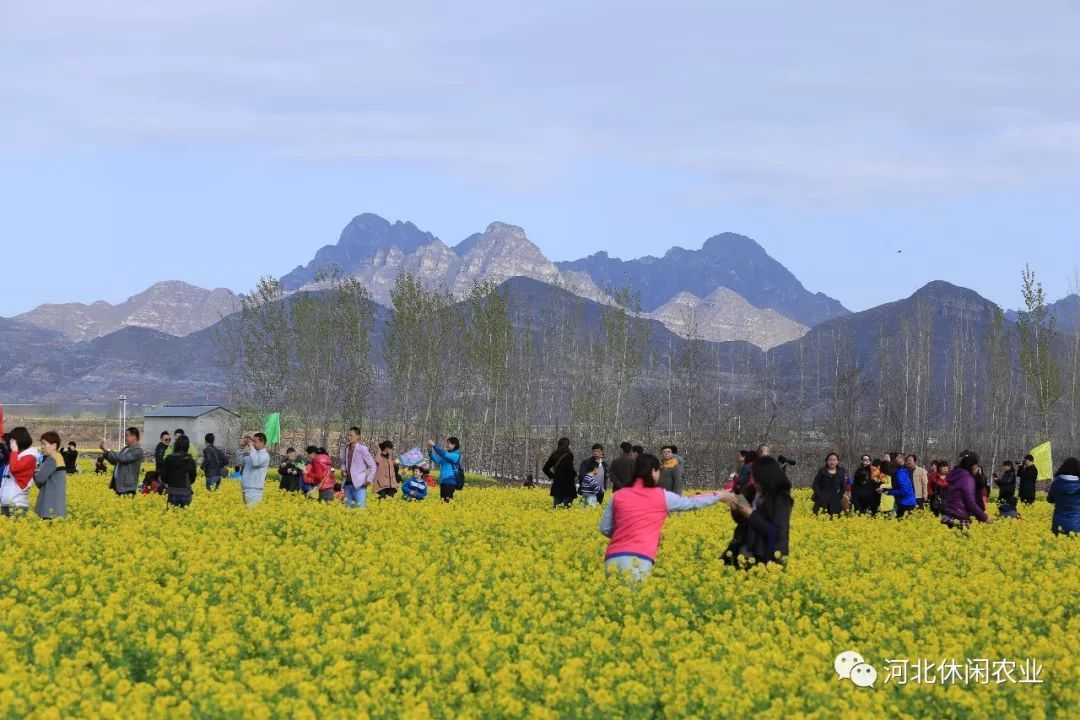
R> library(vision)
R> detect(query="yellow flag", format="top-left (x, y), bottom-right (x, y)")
top-left (1029, 442), bottom-right (1053, 481)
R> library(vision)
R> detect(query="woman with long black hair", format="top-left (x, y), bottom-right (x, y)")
top-left (543, 438), bottom-right (577, 508)
top-left (723, 456), bottom-right (794, 567)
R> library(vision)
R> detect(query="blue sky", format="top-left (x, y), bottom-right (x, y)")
top-left (3, 1), bottom-right (1079, 316)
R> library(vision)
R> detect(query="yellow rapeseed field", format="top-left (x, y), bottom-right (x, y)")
top-left (1, 464), bottom-right (1077, 719)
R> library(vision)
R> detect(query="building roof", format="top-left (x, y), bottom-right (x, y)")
top-left (143, 405), bottom-right (239, 419)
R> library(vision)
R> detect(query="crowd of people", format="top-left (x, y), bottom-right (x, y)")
top-left (2, 423), bottom-right (1078, 581)
top-left (799, 447), bottom-right (1080, 534)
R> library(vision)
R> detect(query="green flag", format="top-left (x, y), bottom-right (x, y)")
top-left (263, 413), bottom-right (281, 445)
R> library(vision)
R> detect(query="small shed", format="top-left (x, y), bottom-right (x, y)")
top-left (142, 405), bottom-right (241, 453)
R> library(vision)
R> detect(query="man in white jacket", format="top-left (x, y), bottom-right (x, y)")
top-left (240, 432), bottom-right (271, 506)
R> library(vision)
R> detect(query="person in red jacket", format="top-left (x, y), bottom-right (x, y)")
top-left (2, 427), bottom-right (37, 516)
top-left (928, 460), bottom-right (951, 515)
top-left (304, 447), bottom-right (336, 502)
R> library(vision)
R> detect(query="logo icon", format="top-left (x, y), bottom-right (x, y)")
top-left (850, 662), bottom-right (878, 688)
top-left (835, 650), bottom-right (876, 689)
top-left (834, 650), bottom-right (864, 680)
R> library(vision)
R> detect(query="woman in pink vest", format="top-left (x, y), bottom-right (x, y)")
top-left (599, 453), bottom-right (731, 579)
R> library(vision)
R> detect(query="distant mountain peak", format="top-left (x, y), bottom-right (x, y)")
top-left (699, 232), bottom-right (763, 256)
top-left (484, 221), bottom-right (527, 237)
top-left (556, 230), bottom-right (849, 325)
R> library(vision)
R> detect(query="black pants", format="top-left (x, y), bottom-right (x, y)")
top-left (553, 496), bottom-right (574, 508)
top-left (115, 491), bottom-right (136, 497)
top-left (377, 488), bottom-right (397, 499)
top-left (440, 484), bottom-right (456, 502)
top-left (896, 504), bottom-right (915, 519)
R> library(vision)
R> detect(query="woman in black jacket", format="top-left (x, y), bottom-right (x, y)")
top-left (850, 455), bottom-right (877, 514)
top-left (812, 452), bottom-right (848, 516)
top-left (723, 456), bottom-right (793, 567)
top-left (162, 435), bottom-right (197, 508)
top-left (542, 438), bottom-right (576, 509)
top-left (996, 460), bottom-right (1017, 509)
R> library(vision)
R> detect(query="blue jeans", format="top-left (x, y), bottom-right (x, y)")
top-left (167, 493), bottom-right (192, 508)
top-left (206, 475), bottom-right (221, 491)
top-left (605, 554), bottom-right (654, 581)
top-left (581, 493), bottom-right (599, 508)
top-left (344, 484), bottom-right (367, 508)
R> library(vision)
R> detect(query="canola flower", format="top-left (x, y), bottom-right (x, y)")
top-left (0, 459), bottom-right (1077, 719)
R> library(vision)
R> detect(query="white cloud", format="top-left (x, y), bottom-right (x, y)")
top-left (3, 0), bottom-right (1079, 202)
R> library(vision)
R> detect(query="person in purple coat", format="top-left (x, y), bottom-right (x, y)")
top-left (942, 451), bottom-right (993, 528)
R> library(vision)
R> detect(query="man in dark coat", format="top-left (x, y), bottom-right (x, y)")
top-left (578, 444), bottom-right (609, 502)
top-left (154, 431), bottom-right (171, 473)
top-left (609, 442), bottom-right (635, 492)
top-left (1018, 454), bottom-right (1038, 504)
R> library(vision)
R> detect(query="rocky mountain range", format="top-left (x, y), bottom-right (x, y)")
top-left (7, 212), bottom-right (1077, 405)
top-left (283, 214), bottom-right (609, 306)
top-left (276, 214), bottom-right (815, 349)
top-left (556, 232), bottom-right (850, 326)
top-left (14, 280), bottom-right (239, 342)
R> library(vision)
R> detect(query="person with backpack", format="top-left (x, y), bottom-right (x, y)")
top-left (201, 433), bottom-right (227, 491)
top-left (162, 435), bottom-right (197, 508)
top-left (428, 436), bottom-right (463, 503)
top-left (543, 438), bottom-right (576, 509)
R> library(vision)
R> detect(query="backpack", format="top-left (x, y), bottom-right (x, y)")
top-left (453, 455), bottom-right (465, 490)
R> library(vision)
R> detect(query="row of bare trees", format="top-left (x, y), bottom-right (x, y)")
top-left (218, 265), bottom-right (1080, 487)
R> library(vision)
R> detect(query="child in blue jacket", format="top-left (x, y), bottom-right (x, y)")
top-left (402, 466), bottom-right (429, 501)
